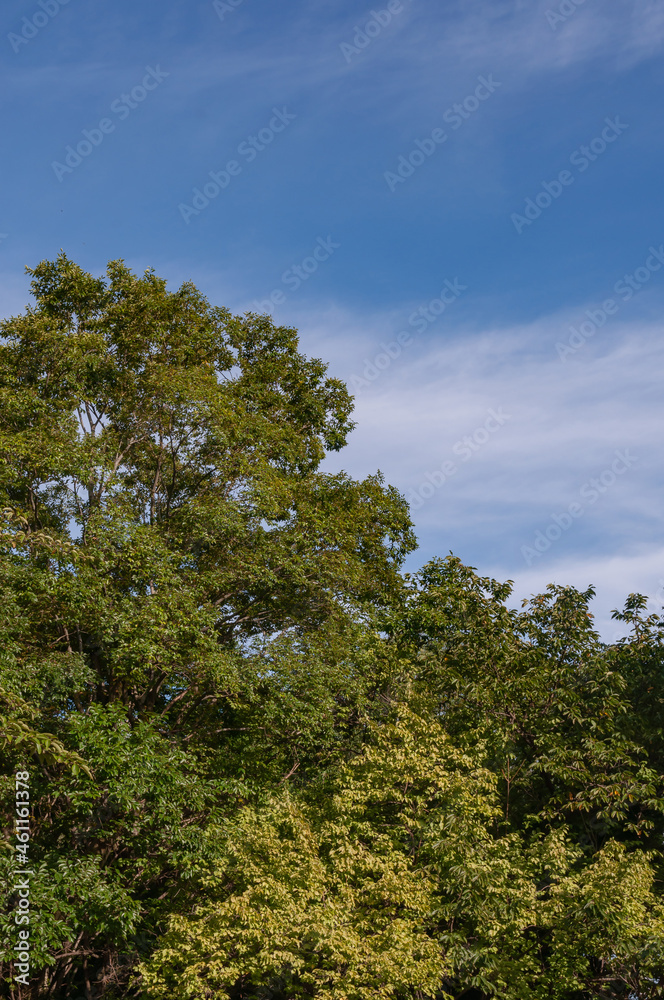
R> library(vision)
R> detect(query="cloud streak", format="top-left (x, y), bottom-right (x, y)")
top-left (297, 295), bottom-right (664, 639)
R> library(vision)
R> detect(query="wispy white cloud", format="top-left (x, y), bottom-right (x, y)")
top-left (400, 0), bottom-right (664, 79)
top-left (27, 1), bottom-right (660, 134)
top-left (498, 546), bottom-right (664, 644)
top-left (286, 292), bottom-right (664, 640)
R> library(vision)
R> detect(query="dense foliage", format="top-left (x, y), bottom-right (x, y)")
top-left (1, 255), bottom-right (664, 1000)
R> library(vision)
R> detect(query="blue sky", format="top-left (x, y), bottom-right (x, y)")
top-left (3, 0), bottom-right (664, 638)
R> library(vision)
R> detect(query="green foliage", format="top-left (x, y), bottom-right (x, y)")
top-left (1, 256), bottom-right (664, 999)
top-left (143, 711), bottom-right (664, 1000)
top-left (389, 557), bottom-right (664, 847)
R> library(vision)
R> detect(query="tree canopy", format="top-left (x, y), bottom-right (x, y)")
top-left (1, 255), bottom-right (664, 1000)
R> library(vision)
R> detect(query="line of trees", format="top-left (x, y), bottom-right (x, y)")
top-left (1, 255), bottom-right (664, 999)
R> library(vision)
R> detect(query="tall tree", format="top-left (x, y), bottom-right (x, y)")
top-left (0, 255), bottom-right (414, 998)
